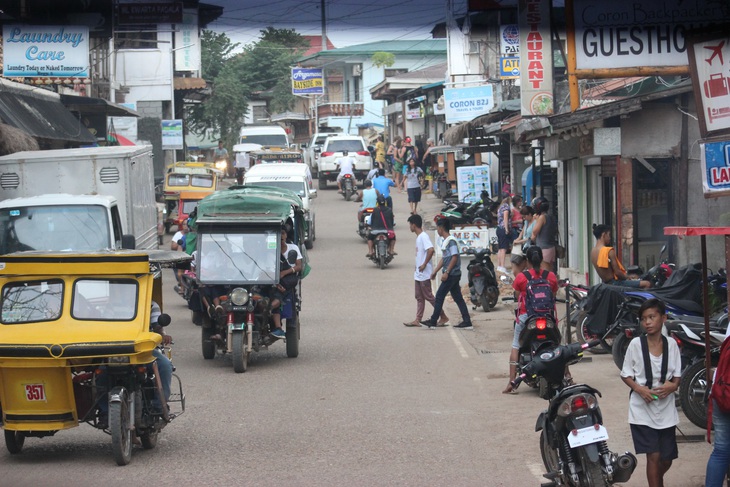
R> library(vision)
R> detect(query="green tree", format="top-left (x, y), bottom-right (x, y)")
top-left (371, 52), bottom-right (395, 68)
top-left (200, 30), bottom-right (238, 81)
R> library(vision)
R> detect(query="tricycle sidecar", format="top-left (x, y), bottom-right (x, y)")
top-left (0, 250), bottom-right (190, 465)
top-left (186, 186), bottom-right (309, 373)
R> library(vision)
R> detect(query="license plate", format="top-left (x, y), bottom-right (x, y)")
top-left (24, 383), bottom-right (46, 402)
top-left (567, 425), bottom-right (608, 448)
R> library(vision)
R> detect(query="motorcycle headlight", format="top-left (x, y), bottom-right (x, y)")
top-left (215, 160), bottom-right (227, 170)
top-left (230, 287), bottom-right (249, 306)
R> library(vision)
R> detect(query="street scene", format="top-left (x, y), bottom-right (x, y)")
top-left (0, 1), bottom-right (729, 486)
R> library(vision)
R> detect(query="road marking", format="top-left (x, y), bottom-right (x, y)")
top-left (448, 326), bottom-right (470, 359)
top-left (528, 462), bottom-right (547, 482)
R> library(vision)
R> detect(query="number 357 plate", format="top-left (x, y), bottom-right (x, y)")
top-left (567, 425), bottom-right (609, 448)
top-left (24, 383), bottom-right (47, 402)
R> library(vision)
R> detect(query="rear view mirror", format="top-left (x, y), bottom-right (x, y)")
top-left (121, 234), bottom-right (136, 250)
top-left (157, 313), bottom-right (171, 327)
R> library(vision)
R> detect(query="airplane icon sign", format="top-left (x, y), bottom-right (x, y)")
top-left (705, 40), bottom-right (725, 66)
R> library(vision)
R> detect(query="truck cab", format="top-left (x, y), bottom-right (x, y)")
top-left (0, 194), bottom-right (135, 253)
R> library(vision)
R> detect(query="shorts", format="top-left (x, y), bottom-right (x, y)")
top-left (606, 279), bottom-right (642, 288)
top-left (512, 313), bottom-right (527, 349)
top-left (496, 226), bottom-right (512, 250)
top-left (407, 187), bottom-right (422, 203)
top-left (541, 246), bottom-right (556, 264)
top-left (630, 424), bottom-right (678, 460)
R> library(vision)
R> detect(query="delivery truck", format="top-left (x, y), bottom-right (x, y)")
top-left (0, 145), bottom-right (158, 252)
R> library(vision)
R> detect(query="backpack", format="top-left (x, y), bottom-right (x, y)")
top-left (522, 270), bottom-right (555, 319)
top-left (707, 337), bottom-right (730, 440)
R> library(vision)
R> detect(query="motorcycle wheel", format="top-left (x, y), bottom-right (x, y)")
top-left (201, 326), bottom-right (216, 360)
top-left (679, 358), bottom-right (717, 429)
top-left (345, 187), bottom-right (352, 201)
top-left (538, 377), bottom-right (550, 400)
top-left (286, 314), bottom-right (299, 358)
top-left (378, 240), bottom-right (387, 269)
top-left (579, 448), bottom-right (609, 486)
top-left (559, 308), bottom-right (584, 345)
top-left (487, 286), bottom-right (499, 309)
top-left (612, 332), bottom-right (632, 370)
top-left (539, 431), bottom-right (561, 479)
top-left (110, 388), bottom-right (132, 466)
top-left (379, 253), bottom-right (386, 270)
top-left (140, 430), bottom-right (158, 450)
top-left (578, 315), bottom-right (609, 354)
top-left (4, 430), bottom-right (25, 454)
top-left (479, 295), bottom-right (490, 312)
top-left (232, 332), bottom-right (249, 373)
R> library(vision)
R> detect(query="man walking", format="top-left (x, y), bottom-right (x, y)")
top-left (421, 218), bottom-right (472, 329)
top-left (403, 214), bottom-right (449, 327)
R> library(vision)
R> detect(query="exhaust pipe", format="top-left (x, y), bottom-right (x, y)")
top-left (611, 452), bottom-right (637, 483)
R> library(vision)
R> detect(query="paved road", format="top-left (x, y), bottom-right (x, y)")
top-left (0, 181), bottom-right (713, 486)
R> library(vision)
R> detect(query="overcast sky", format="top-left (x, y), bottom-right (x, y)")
top-left (205, 0), bottom-right (469, 50)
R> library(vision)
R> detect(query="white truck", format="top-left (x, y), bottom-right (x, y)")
top-left (0, 146), bottom-right (158, 252)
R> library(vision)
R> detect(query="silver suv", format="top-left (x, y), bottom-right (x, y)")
top-left (317, 135), bottom-right (373, 186)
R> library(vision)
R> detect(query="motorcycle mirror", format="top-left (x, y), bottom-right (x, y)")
top-left (660, 244), bottom-right (667, 256)
top-left (157, 313), bottom-right (171, 327)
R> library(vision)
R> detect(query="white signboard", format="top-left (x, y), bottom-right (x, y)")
top-left (3, 25), bottom-right (89, 78)
top-left (690, 36), bottom-right (730, 137)
top-left (457, 165), bottom-right (491, 204)
top-left (108, 103), bottom-right (139, 145)
top-left (573, 0), bottom-right (729, 70)
top-left (518, 0), bottom-right (553, 116)
top-left (500, 25), bottom-right (520, 56)
top-left (174, 10), bottom-right (201, 72)
top-left (433, 226), bottom-right (497, 262)
top-left (162, 119), bottom-right (184, 150)
top-left (444, 86), bottom-right (494, 124)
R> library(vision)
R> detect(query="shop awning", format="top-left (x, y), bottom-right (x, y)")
top-left (0, 81), bottom-right (95, 144)
top-left (60, 94), bottom-right (139, 118)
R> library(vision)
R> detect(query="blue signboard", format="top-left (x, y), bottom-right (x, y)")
top-left (291, 68), bottom-right (324, 95)
top-left (701, 140), bottom-right (730, 197)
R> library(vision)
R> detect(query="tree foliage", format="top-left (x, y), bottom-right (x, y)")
top-left (187, 28), bottom-right (310, 146)
top-left (371, 52), bottom-right (395, 68)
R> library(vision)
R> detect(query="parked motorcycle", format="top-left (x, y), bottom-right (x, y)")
top-left (513, 341), bottom-right (637, 486)
top-left (625, 244), bottom-right (674, 288)
top-left (434, 190), bottom-right (496, 227)
top-left (342, 174), bottom-right (355, 201)
top-left (433, 171), bottom-right (451, 200)
top-left (369, 232), bottom-right (394, 270)
top-left (465, 247), bottom-right (499, 312)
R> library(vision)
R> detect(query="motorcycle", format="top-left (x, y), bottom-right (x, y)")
top-left (625, 244), bottom-right (674, 288)
top-left (433, 190), bottom-right (496, 227)
top-left (433, 171), bottom-right (451, 200)
top-left (369, 231), bottom-right (394, 270)
top-left (358, 207), bottom-right (374, 241)
top-left (513, 341), bottom-right (637, 487)
top-left (342, 173), bottom-right (355, 201)
top-left (465, 247), bottom-right (499, 312)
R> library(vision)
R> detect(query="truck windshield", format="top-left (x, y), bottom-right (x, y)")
top-left (240, 134), bottom-right (288, 147)
top-left (0, 205), bottom-right (112, 253)
top-left (1, 279), bottom-right (64, 324)
top-left (198, 231), bottom-right (279, 284)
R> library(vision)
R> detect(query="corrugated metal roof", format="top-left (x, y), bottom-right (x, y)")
top-left (298, 40), bottom-right (447, 62)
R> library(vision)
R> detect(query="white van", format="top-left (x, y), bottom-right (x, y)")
top-left (239, 125), bottom-right (289, 149)
top-left (243, 163), bottom-right (317, 249)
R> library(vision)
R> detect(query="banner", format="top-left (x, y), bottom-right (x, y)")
top-left (162, 119), bottom-right (184, 150)
top-left (3, 25), bottom-right (89, 78)
top-left (174, 10), bottom-right (200, 72)
top-left (292, 68), bottom-right (324, 95)
top-left (700, 140), bottom-right (730, 198)
top-left (573, 0), bottom-right (729, 70)
top-left (444, 86), bottom-right (494, 124)
top-left (518, 0), bottom-right (553, 116)
top-left (688, 35), bottom-right (730, 138)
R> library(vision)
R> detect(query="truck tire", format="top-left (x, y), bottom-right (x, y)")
top-left (286, 314), bottom-right (299, 358)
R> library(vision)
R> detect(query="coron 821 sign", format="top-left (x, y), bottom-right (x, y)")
top-left (573, 0), bottom-right (730, 70)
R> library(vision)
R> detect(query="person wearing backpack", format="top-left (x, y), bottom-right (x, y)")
top-left (503, 246), bottom-right (558, 394)
top-left (705, 326), bottom-right (730, 486)
top-left (620, 298), bottom-right (681, 487)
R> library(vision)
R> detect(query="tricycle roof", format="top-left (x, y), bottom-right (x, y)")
top-left (0, 250), bottom-right (190, 276)
top-left (195, 185), bottom-right (302, 225)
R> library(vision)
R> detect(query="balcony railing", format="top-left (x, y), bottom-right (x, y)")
top-left (317, 102), bottom-right (364, 118)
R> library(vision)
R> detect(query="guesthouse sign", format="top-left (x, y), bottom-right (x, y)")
top-left (2, 25), bottom-right (89, 78)
top-left (700, 139), bottom-right (730, 198)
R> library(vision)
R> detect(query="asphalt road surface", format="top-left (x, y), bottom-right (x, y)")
top-left (0, 180), bottom-right (714, 486)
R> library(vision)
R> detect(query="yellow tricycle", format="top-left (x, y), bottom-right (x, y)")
top-left (0, 250), bottom-right (189, 465)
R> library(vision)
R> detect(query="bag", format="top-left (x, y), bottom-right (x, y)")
top-left (387, 229), bottom-right (396, 240)
top-left (379, 210), bottom-right (395, 240)
top-left (522, 270), bottom-right (555, 319)
top-left (511, 244), bottom-right (523, 256)
top-left (279, 250), bottom-right (300, 290)
top-left (555, 244), bottom-right (566, 259)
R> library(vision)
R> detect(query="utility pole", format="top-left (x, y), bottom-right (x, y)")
top-left (321, 0), bottom-right (327, 52)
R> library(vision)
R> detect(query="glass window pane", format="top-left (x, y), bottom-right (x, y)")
top-left (190, 175), bottom-right (214, 188)
top-left (198, 232), bottom-right (279, 284)
top-left (73, 279), bottom-right (138, 320)
top-left (1, 280), bottom-right (64, 324)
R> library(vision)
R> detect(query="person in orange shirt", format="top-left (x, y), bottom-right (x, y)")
top-left (590, 224), bottom-right (650, 288)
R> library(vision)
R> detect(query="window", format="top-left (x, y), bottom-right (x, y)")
top-left (114, 29), bottom-right (158, 50)
top-left (190, 175), bottom-right (214, 188)
top-left (1, 280), bottom-right (64, 324)
top-left (167, 174), bottom-right (190, 186)
top-left (248, 180), bottom-right (306, 196)
top-left (326, 139), bottom-right (365, 153)
top-left (72, 279), bottom-right (138, 321)
top-left (198, 232), bottom-right (279, 284)
top-left (181, 199), bottom-right (199, 215)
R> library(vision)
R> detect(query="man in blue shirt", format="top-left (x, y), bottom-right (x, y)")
top-left (421, 218), bottom-right (472, 329)
top-left (372, 168), bottom-right (396, 211)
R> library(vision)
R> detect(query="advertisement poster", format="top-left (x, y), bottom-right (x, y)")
top-left (573, 0), bottom-right (729, 70)
top-left (500, 57), bottom-right (520, 79)
top-left (457, 165), bottom-right (491, 204)
top-left (161, 119), bottom-right (183, 150)
top-left (444, 86), bottom-right (494, 124)
top-left (291, 68), bottom-right (324, 95)
top-left (433, 226), bottom-right (496, 260)
top-left (689, 36), bottom-right (730, 138)
top-left (3, 25), bottom-right (89, 78)
top-left (518, 0), bottom-right (553, 116)
top-left (700, 140), bottom-right (730, 198)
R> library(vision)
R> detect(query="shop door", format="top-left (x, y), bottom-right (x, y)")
top-left (633, 159), bottom-right (672, 270)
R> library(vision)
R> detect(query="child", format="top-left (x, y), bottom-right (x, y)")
top-left (620, 298), bottom-right (681, 487)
